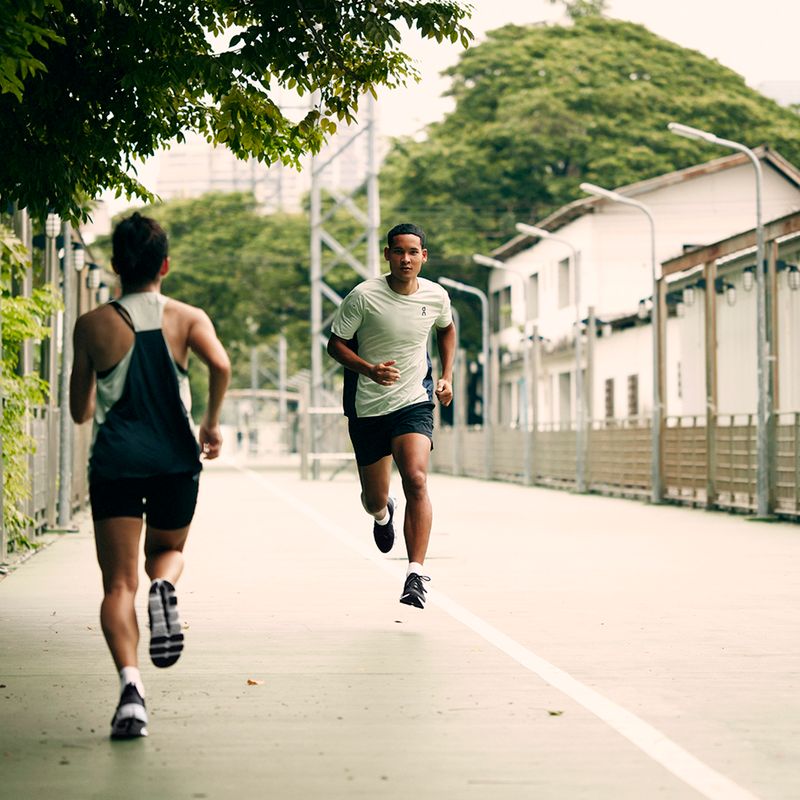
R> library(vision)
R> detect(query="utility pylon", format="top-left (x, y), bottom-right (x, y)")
top-left (309, 97), bottom-right (380, 477)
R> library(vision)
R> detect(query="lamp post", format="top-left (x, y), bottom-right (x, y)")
top-left (668, 122), bottom-right (769, 517)
top-left (439, 276), bottom-right (492, 480)
top-left (579, 183), bottom-right (663, 504)
top-left (473, 254), bottom-right (532, 484)
top-left (515, 223), bottom-right (587, 494)
top-left (57, 221), bottom-right (74, 527)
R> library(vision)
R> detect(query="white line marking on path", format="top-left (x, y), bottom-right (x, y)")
top-left (242, 468), bottom-right (761, 800)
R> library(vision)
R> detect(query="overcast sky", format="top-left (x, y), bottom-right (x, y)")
top-left (376, 0), bottom-right (800, 138)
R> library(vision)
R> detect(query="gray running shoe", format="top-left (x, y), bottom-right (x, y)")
top-left (148, 579), bottom-right (184, 668)
top-left (399, 572), bottom-right (430, 609)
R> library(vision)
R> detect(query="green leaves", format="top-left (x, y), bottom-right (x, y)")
top-left (0, 0), bottom-right (472, 220)
top-left (1, 223), bottom-right (62, 550)
top-left (382, 17), bottom-right (800, 262)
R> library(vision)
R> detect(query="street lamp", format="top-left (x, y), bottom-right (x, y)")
top-left (72, 244), bottom-right (85, 272)
top-left (473, 253), bottom-right (533, 484)
top-left (579, 182), bottom-right (663, 504)
top-left (45, 211), bottom-right (61, 239)
top-left (86, 262), bottom-right (101, 289)
top-left (668, 121), bottom-right (769, 517)
top-left (439, 275), bottom-right (492, 480)
top-left (515, 222), bottom-right (587, 494)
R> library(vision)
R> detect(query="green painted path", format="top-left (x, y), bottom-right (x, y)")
top-left (2, 461), bottom-right (798, 799)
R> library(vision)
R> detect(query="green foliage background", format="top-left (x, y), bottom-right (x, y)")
top-left (1, 225), bottom-right (61, 550)
top-left (0, 0), bottom-right (472, 220)
top-left (381, 17), bottom-right (800, 260)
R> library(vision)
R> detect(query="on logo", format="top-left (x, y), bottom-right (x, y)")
top-left (421, 306), bottom-right (427, 316)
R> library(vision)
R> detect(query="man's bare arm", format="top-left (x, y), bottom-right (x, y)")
top-left (187, 310), bottom-right (231, 459)
top-left (434, 322), bottom-right (456, 407)
top-left (327, 333), bottom-right (400, 385)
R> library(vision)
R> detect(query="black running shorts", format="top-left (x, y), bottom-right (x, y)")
top-left (90, 472), bottom-right (200, 530)
top-left (347, 402), bottom-right (434, 467)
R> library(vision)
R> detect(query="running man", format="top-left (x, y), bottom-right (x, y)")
top-left (327, 223), bottom-right (455, 609)
top-left (70, 212), bottom-right (231, 739)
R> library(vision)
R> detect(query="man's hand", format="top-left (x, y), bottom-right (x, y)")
top-left (435, 378), bottom-right (453, 406)
top-left (368, 360), bottom-right (400, 386)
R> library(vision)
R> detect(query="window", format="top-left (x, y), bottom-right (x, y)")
top-left (604, 378), bottom-right (614, 420)
top-left (491, 286), bottom-right (512, 333)
top-left (558, 257), bottom-right (570, 309)
top-left (627, 374), bottom-right (639, 418)
top-left (527, 273), bottom-right (539, 319)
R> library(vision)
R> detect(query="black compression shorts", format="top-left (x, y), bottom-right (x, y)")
top-left (89, 472), bottom-right (200, 530)
top-left (347, 402), bottom-right (434, 467)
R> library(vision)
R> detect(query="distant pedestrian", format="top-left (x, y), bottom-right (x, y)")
top-left (70, 212), bottom-right (231, 739)
top-left (327, 223), bottom-right (455, 609)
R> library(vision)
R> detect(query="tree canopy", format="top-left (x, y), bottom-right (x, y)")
top-left (380, 16), bottom-right (800, 260)
top-left (0, 0), bottom-right (471, 220)
top-left (92, 192), bottom-right (311, 394)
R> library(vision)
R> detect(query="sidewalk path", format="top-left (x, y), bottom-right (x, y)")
top-left (1, 461), bottom-right (798, 799)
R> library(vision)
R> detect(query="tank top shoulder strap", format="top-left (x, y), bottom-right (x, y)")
top-left (109, 301), bottom-right (135, 331)
top-left (115, 292), bottom-right (167, 332)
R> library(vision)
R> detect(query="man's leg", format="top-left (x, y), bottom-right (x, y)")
top-left (357, 455), bottom-right (393, 520)
top-left (391, 432), bottom-right (433, 564)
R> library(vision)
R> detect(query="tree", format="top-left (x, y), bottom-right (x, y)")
top-left (0, 1), bottom-right (472, 220)
top-left (380, 16), bottom-right (800, 262)
top-left (92, 192), bottom-right (312, 410)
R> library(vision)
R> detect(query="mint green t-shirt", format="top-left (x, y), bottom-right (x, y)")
top-left (331, 275), bottom-right (453, 418)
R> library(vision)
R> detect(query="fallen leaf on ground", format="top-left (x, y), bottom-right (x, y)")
top-left (247, 679), bottom-right (264, 686)
top-left (548, 710), bottom-right (564, 716)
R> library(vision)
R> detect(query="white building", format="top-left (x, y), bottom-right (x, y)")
top-left (487, 149), bottom-right (800, 427)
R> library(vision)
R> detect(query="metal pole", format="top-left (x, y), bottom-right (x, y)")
top-left (439, 277), bottom-right (492, 480)
top-left (44, 224), bottom-right (59, 528)
top-left (57, 223), bottom-right (74, 526)
top-left (666, 124), bottom-right (769, 515)
top-left (366, 95), bottom-right (380, 279)
top-left (574, 190), bottom-right (661, 502)
top-left (309, 151), bottom-right (323, 480)
top-left (278, 333), bottom-right (288, 425)
top-left (513, 225), bottom-right (587, 493)
top-left (472, 255), bottom-right (531, 482)
top-left (646, 207), bottom-right (663, 504)
top-left (734, 148), bottom-right (768, 516)
top-left (573, 249), bottom-right (585, 493)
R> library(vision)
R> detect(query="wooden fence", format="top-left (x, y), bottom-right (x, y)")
top-left (432, 414), bottom-right (800, 520)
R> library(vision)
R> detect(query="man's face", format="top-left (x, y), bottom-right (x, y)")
top-left (384, 233), bottom-right (427, 281)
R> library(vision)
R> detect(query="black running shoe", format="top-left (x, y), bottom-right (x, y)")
top-left (148, 579), bottom-right (184, 668)
top-left (373, 496), bottom-right (396, 554)
top-left (110, 683), bottom-right (148, 739)
top-left (399, 572), bottom-right (430, 609)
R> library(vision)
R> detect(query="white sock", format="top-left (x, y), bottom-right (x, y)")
top-left (120, 666), bottom-right (145, 698)
top-left (407, 562), bottom-right (426, 578)
top-left (374, 508), bottom-right (390, 526)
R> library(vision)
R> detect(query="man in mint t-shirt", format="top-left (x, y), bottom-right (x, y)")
top-left (327, 223), bottom-right (456, 609)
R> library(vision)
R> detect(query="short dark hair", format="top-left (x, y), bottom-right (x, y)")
top-left (112, 212), bottom-right (168, 289)
top-left (387, 223), bottom-right (425, 249)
